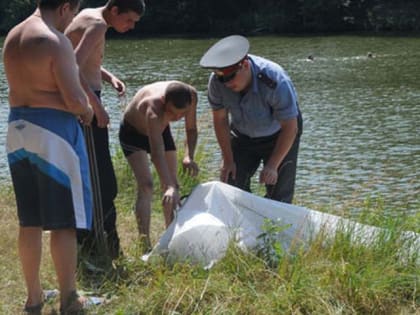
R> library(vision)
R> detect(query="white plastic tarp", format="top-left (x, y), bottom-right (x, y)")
top-left (143, 181), bottom-right (419, 268)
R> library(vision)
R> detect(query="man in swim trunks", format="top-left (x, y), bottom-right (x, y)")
top-left (64, 0), bottom-right (145, 259)
top-left (119, 81), bottom-right (199, 249)
top-left (3, 0), bottom-right (94, 313)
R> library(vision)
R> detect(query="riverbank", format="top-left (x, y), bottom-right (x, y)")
top-left (0, 149), bottom-right (418, 314)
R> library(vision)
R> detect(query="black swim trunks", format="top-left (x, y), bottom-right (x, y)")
top-left (119, 119), bottom-right (176, 156)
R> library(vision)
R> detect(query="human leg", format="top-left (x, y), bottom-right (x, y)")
top-left (266, 110), bottom-right (303, 203)
top-left (103, 204), bottom-right (120, 259)
top-left (49, 229), bottom-right (78, 307)
top-left (8, 109), bottom-right (92, 312)
top-left (92, 120), bottom-right (120, 255)
top-left (265, 133), bottom-right (301, 203)
top-left (229, 136), bottom-right (261, 192)
top-left (80, 117), bottom-right (120, 257)
top-left (50, 229), bottom-right (95, 314)
top-left (11, 162), bottom-right (44, 308)
top-left (126, 150), bottom-right (153, 245)
top-left (163, 150), bottom-right (178, 227)
top-left (19, 227), bottom-right (43, 309)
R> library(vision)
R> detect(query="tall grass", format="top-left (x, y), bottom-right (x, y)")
top-left (0, 144), bottom-right (418, 314)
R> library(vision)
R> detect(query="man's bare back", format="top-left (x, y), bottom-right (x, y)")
top-left (123, 81), bottom-right (179, 135)
top-left (3, 12), bottom-right (88, 115)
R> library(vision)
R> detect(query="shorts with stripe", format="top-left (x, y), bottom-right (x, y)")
top-left (7, 107), bottom-right (93, 230)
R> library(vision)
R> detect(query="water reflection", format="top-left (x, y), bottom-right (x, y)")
top-left (0, 36), bottom-right (419, 215)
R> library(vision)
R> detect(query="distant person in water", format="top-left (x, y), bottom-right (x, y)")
top-left (119, 81), bottom-right (199, 249)
top-left (65, 0), bottom-right (145, 259)
top-left (307, 54), bottom-right (315, 61)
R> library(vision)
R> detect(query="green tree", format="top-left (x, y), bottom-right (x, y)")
top-left (1, 0), bottom-right (420, 36)
top-left (0, 0), bottom-right (35, 34)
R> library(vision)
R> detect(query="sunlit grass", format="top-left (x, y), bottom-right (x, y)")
top-left (0, 145), bottom-right (418, 314)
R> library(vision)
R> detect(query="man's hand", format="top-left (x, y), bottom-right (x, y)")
top-left (111, 76), bottom-right (126, 96)
top-left (79, 105), bottom-right (94, 125)
top-left (182, 157), bottom-right (199, 177)
top-left (220, 160), bottom-right (236, 183)
top-left (259, 165), bottom-right (278, 185)
top-left (162, 186), bottom-right (180, 227)
top-left (87, 91), bottom-right (109, 127)
top-left (93, 104), bottom-right (110, 128)
top-left (162, 185), bottom-right (181, 212)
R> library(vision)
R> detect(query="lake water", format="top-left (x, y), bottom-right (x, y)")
top-left (0, 36), bottom-right (419, 215)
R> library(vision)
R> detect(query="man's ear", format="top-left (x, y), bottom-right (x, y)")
top-left (59, 2), bottom-right (71, 16)
top-left (110, 6), bottom-right (120, 16)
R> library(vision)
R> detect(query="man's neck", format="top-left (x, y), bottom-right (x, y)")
top-left (33, 8), bottom-right (59, 31)
top-left (240, 68), bottom-right (253, 95)
top-left (101, 6), bottom-right (113, 28)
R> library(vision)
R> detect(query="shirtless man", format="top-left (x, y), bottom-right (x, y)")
top-left (3, 0), bottom-right (94, 313)
top-left (119, 81), bottom-right (199, 248)
top-left (65, 0), bottom-right (145, 258)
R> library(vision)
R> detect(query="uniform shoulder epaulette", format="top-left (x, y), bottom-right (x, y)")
top-left (257, 72), bottom-right (277, 89)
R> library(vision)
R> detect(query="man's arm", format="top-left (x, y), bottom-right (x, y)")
top-left (182, 90), bottom-right (199, 176)
top-left (79, 74), bottom-right (109, 127)
top-left (146, 105), bottom-right (177, 189)
top-left (52, 36), bottom-right (92, 123)
top-left (212, 108), bottom-right (236, 182)
top-left (101, 67), bottom-right (126, 96)
top-left (259, 118), bottom-right (298, 185)
top-left (146, 103), bottom-right (180, 214)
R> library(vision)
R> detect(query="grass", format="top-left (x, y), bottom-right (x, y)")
top-left (0, 146), bottom-right (419, 314)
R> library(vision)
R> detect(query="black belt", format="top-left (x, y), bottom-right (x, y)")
top-left (230, 127), bottom-right (280, 141)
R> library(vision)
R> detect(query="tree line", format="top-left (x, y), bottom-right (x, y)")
top-left (1, 0), bottom-right (420, 36)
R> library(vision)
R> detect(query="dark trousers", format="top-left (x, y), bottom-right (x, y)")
top-left (228, 113), bottom-right (302, 204)
top-left (77, 93), bottom-right (120, 258)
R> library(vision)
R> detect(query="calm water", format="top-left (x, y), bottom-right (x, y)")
top-left (0, 36), bottom-right (419, 215)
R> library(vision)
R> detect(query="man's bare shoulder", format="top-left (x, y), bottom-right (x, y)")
top-left (5, 16), bottom-right (70, 59)
top-left (143, 81), bottom-right (171, 93)
top-left (66, 7), bottom-right (107, 35)
top-left (126, 88), bottom-right (162, 115)
top-left (76, 7), bottom-right (105, 22)
top-left (132, 83), bottom-right (166, 103)
top-left (132, 89), bottom-right (160, 107)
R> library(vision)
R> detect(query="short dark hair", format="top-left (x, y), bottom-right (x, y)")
top-left (106, 0), bottom-right (146, 16)
top-left (37, 0), bottom-right (80, 10)
top-left (165, 82), bottom-right (192, 109)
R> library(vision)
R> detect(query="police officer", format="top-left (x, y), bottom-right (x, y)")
top-left (200, 35), bottom-right (302, 203)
